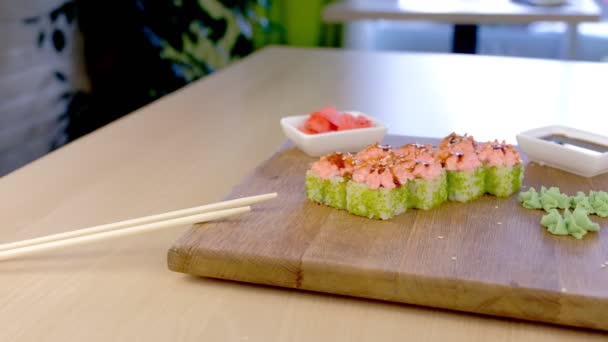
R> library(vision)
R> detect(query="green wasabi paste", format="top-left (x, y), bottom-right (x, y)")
top-left (541, 209), bottom-right (568, 236)
top-left (571, 206), bottom-right (600, 232)
top-left (563, 208), bottom-right (588, 240)
top-left (539, 186), bottom-right (570, 211)
top-left (570, 191), bottom-right (594, 213)
top-left (589, 191), bottom-right (608, 218)
top-left (518, 187), bottom-right (542, 210)
top-left (520, 186), bottom-right (604, 239)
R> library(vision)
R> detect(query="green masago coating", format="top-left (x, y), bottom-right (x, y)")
top-left (518, 187), bottom-right (542, 210)
top-left (324, 177), bottom-right (347, 210)
top-left (589, 191), bottom-right (608, 217)
top-left (539, 186), bottom-right (570, 212)
top-left (407, 171), bottom-right (447, 210)
top-left (346, 181), bottom-right (407, 220)
top-left (447, 168), bottom-right (486, 202)
top-left (541, 209), bottom-right (568, 236)
top-left (305, 172), bottom-right (325, 204)
top-left (485, 164), bottom-right (524, 197)
top-left (393, 184), bottom-right (409, 211)
top-left (305, 172), bottom-right (347, 210)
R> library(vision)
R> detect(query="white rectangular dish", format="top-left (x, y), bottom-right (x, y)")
top-left (517, 0), bottom-right (566, 6)
top-left (516, 125), bottom-right (608, 177)
top-left (280, 112), bottom-right (387, 157)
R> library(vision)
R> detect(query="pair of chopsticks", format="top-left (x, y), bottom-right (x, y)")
top-left (0, 193), bottom-right (277, 261)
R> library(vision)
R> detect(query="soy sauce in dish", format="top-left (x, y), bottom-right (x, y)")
top-left (541, 134), bottom-right (608, 154)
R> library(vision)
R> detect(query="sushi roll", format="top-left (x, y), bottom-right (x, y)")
top-left (478, 140), bottom-right (524, 197)
top-left (407, 161), bottom-right (447, 210)
top-left (437, 133), bottom-right (486, 202)
top-left (305, 135), bottom-right (522, 221)
top-left (346, 157), bottom-right (407, 220)
top-left (305, 152), bottom-right (354, 210)
top-left (396, 144), bottom-right (447, 210)
top-left (344, 144), bottom-right (407, 220)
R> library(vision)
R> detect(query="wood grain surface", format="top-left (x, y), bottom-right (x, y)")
top-left (169, 135), bottom-right (608, 331)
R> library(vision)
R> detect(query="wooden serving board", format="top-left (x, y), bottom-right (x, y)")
top-left (168, 136), bottom-right (608, 331)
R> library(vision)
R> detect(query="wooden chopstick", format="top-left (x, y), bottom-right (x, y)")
top-left (0, 206), bottom-right (251, 262)
top-left (0, 193), bottom-right (277, 252)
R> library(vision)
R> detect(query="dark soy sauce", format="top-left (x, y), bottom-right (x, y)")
top-left (541, 134), bottom-right (608, 154)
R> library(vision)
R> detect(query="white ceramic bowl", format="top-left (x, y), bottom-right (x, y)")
top-left (516, 125), bottom-right (608, 177)
top-left (280, 112), bottom-right (387, 157)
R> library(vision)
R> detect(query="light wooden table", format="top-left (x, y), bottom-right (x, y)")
top-left (1, 47), bottom-right (607, 341)
top-left (324, 0), bottom-right (601, 58)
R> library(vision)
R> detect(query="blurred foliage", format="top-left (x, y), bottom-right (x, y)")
top-left (23, 0), bottom-right (340, 144)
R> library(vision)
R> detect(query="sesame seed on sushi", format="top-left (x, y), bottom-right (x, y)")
top-left (354, 143), bottom-right (394, 162)
top-left (478, 140), bottom-right (524, 197)
top-left (394, 143), bottom-right (435, 159)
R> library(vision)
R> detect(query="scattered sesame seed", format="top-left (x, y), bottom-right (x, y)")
top-left (494, 206), bottom-right (499, 209)
top-left (497, 222), bottom-right (502, 225)
top-left (451, 256), bottom-right (457, 261)
top-left (438, 235), bottom-right (444, 239)
top-left (601, 264), bottom-right (606, 269)
top-left (561, 287), bottom-right (567, 293)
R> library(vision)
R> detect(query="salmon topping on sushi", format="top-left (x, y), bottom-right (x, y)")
top-left (441, 151), bottom-right (482, 172)
top-left (351, 143), bottom-right (445, 189)
top-left (411, 157), bottom-right (443, 179)
top-left (437, 134), bottom-right (482, 172)
top-left (355, 143), bottom-right (393, 162)
top-left (310, 152), bottom-right (355, 179)
top-left (478, 140), bottom-right (522, 167)
top-left (438, 133), bottom-right (477, 152)
top-left (394, 143), bottom-right (435, 158)
top-left (391, 158), bottom-right (416, 185)
top-left (392, 144), bottom-right (442, 179)
top-left (352, 164), bottom-right (397, 190)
